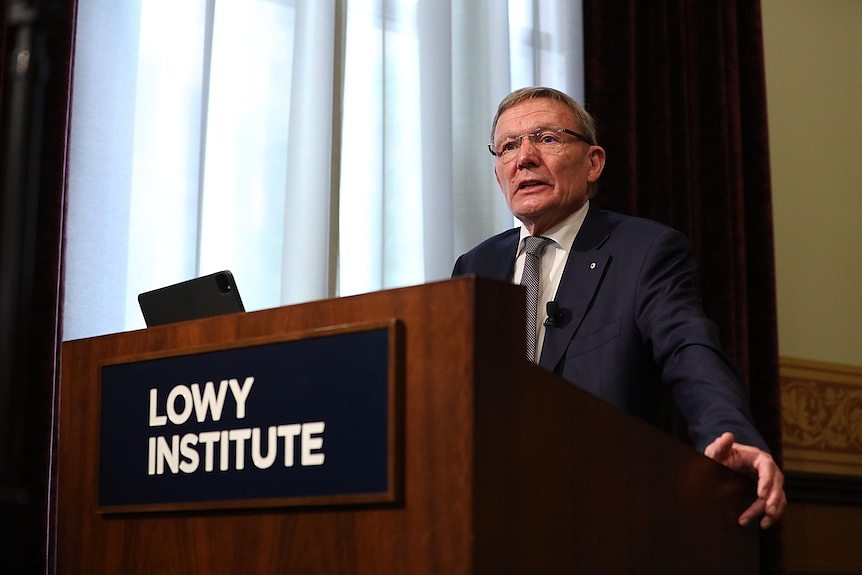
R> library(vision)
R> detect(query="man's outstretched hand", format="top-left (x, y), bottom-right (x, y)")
top-left (704, 432), bottom-right (787, 529)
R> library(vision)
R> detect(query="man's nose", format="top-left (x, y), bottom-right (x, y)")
top-left (516, 137), bottom-right (541, 167)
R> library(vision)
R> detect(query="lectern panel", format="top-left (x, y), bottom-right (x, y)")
top-left (97, 321), bottom-right (401, 512)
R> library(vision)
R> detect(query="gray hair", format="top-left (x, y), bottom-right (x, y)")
top-left (490, 87), bottom-right (598, 145)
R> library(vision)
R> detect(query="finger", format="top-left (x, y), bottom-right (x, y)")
top-left (705, 432), bottom-right (735, 460)
top-left (762, 494), bottom-right (787, 529)
top-left (765, 487), bottom-right (787, 522)
top-left (755, 461), bottom-right (775, 499)
top-left (752, 453), bottom-right (783, 499)
top-left (764, 472), bottom-right (784, 509)
top-left (738, 498), bottom-right (766, 527)
top-left (755, 478), bottom-right (787, 530)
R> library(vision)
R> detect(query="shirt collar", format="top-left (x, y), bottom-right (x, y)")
top-left (518, 200), bottom-right (590, 254)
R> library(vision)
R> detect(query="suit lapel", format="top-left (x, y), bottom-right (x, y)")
top-left (539, 206), bottom-right (611, 372)
top-left (484, 230), bottom-right (519, 281)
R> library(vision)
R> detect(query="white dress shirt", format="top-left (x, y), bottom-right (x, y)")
top-left (512, 200), bottom-right (590, 362)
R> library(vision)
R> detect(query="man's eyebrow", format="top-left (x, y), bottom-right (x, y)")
top-left (496, 126), bottom-right (555, 140)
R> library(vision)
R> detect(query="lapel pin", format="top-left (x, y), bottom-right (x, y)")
top-left (589, 262), bottom-right (597, 270)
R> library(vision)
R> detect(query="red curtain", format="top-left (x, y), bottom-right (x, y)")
top-left (584, 1), bottom-right (783, 572)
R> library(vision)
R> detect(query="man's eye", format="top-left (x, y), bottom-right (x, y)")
top-left (538, 132), bottom-right (560, 143)
top-left (500, 141), bottom-right (518, 152)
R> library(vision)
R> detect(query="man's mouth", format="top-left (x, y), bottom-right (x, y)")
top-left (517, 179), bottom-right (548, 191)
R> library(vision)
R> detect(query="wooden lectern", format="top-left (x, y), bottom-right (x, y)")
top-left (54, 277), bottom-right (758, 574)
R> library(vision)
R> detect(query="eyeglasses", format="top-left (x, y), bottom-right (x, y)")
top-left (488, 127), bottom-right (593, 163)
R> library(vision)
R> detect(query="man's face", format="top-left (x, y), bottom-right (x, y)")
top-left (493, 98), bottom-right (605, 235)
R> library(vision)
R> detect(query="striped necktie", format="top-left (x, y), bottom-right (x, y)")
top-left (521, 236), bottom-right (552, 362)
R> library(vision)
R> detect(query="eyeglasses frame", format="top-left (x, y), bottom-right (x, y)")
top-left (488, 127), bottom-right (594, 160)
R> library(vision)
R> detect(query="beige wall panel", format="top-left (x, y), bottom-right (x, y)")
top-left (762, 0), bottom-right (862, 366)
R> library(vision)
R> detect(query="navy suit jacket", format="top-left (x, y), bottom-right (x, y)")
top-left (453, 205), bottom-right (768, 452)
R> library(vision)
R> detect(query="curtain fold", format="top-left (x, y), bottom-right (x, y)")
top-left (281, 1), bottom-right (336, 304)
top-left (583, 1), bottom-right (783, 572)
top-left (63, 0), bottom-right (141, 339)
top-left (451, 0), bottom-right (515, 255)
top-left (417, 0), bottom-right (454, 281)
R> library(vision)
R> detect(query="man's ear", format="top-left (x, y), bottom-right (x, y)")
top-left (587, 145), bottom-right (606, 183)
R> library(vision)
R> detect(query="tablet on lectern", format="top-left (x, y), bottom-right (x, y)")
top-left (137, 270), bottom-right (245, 327)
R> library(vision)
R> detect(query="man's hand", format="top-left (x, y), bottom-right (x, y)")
top-left (704, 432), bottom-right (787, 529)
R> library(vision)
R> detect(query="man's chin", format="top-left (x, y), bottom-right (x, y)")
top-left (512, 209), bottom-right (552, 235)
top-left (512, 204), bottom-right (550, 225)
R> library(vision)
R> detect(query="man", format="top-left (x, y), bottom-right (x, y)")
top-left (452, 86), bottom-right (786, 529)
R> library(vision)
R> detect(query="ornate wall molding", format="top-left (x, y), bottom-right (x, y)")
top-left (781, 357), bottom-right (862, 477)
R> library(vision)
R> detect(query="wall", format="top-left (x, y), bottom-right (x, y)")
top-left (764, 0), bottom-right (862, 366)
top-left (762, 1), bottom-right (862, 573)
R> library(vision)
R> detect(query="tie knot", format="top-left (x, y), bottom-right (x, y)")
top-left (524, 236), bottom-right (552, 257)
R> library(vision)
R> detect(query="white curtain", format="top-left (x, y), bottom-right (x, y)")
top-left (63, 0), bottom-right (584, 340)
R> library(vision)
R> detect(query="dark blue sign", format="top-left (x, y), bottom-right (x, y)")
top-left (98, 324), bottom-right (398, 511)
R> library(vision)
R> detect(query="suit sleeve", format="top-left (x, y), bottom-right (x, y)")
top-left (633, 227), bottom-right (769, 452)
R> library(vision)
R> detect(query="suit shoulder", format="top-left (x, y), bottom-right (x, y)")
top-left (461, 227), bottom-right (520, 257)
top-left (600, 210), bottom-right (688, 247)
top-left (601, 210), bottom-right (676, 235)
top-left (453, 227), bottom-right (519, 277)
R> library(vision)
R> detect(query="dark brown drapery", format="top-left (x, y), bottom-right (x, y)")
top-left (583, 1), bottom-right (783, 572)
top-left (0, 1), bottom-right (76, 573)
